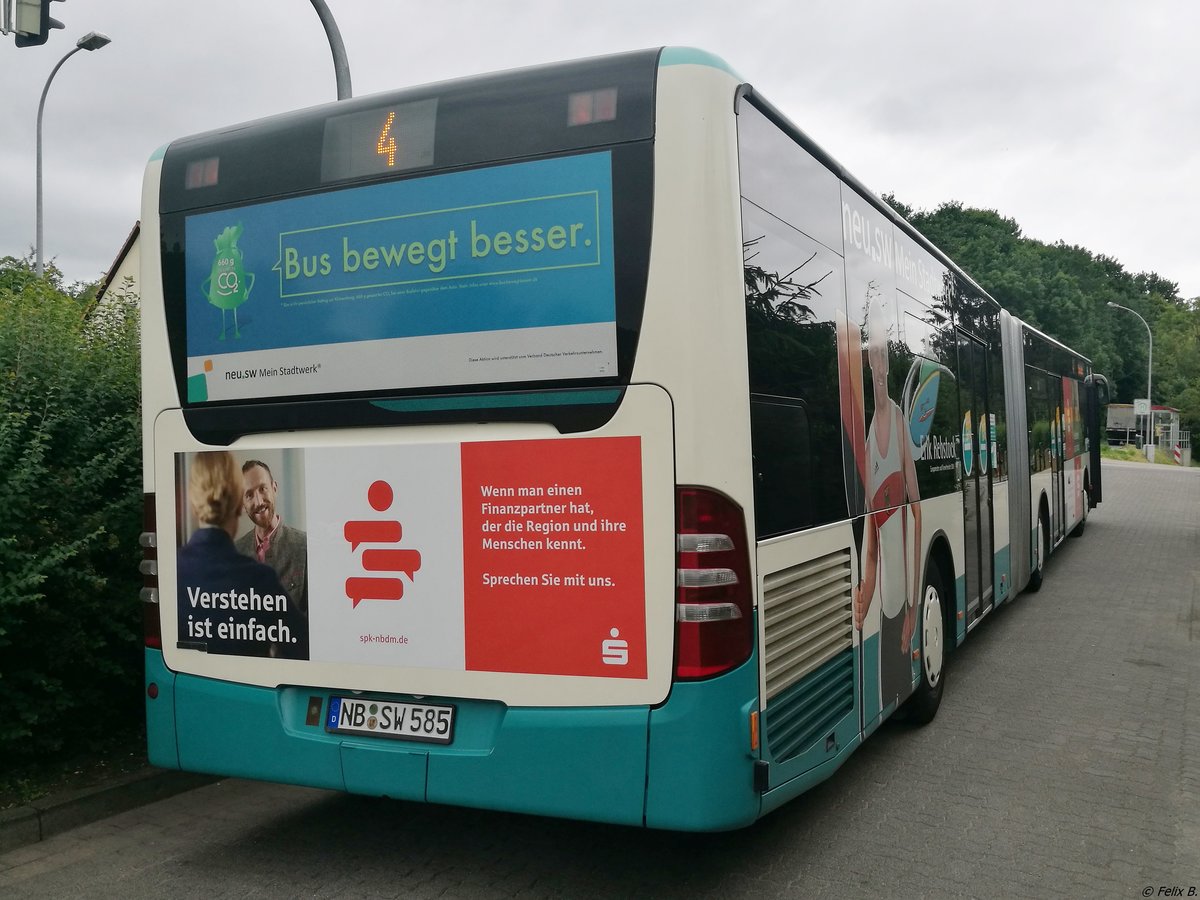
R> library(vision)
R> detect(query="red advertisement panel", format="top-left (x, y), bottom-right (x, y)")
top-left (461, 437), bottom-right (646, 678)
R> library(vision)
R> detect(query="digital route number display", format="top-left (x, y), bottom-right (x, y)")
top-left (320, 98), bottom-right (438, 182)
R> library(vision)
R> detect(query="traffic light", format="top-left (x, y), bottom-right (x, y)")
top-left (14, 0), bottom-right (65, 48)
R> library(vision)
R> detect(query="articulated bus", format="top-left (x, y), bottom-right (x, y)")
top-left (140, 48), bottom-right (1107, 830)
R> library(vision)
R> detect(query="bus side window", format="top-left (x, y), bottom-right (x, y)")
top-left (1027, 369), bottom-right (1051, 472)
top-left (750, 397), bottom-right (814, 538)
top-left (738, 103), bottom-right (849, 537)
top-left (1069, 379), bottom-right (1085, 453)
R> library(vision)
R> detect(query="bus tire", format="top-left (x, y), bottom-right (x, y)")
top-left (905, 562), bottom-right (947, 725)
top-left (1028, 508), bottom-right (1049, 592)
top-left (1070, 479), bottom-right (1089, 538)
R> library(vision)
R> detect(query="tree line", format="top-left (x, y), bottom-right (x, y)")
top-left (887, 197), bottom-right (1200, 437)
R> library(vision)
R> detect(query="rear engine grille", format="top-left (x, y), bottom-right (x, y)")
top-left (762, 548), bottom-right (853, 701)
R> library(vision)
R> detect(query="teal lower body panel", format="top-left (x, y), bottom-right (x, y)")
top-left (427, 706), bottom-right (649, 826)
top-left (994, 543), bottom-right (1012, 604)
top-left (342, 741), bottom-right (428, 802)
top-left (759, 733), bottom-right (861, 818)
top-left (145, 648), bottom-right (179, 770)
top-left (146, 648), bottom-right (762, 830)
top-left (174, 670), bottom-right (345, 791)
top-left (860, 632), bottom-right (882, 735)
top-left (147, 650), bottom-right (651, 826)
top-left (644, 656), bottom-right (761, 831)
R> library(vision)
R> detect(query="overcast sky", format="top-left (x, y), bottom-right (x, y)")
top-left (2, 0), bottom-right (1198, 298)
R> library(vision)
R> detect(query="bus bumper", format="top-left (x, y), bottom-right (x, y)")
top-left (145, 648), bottom-right (760, 830)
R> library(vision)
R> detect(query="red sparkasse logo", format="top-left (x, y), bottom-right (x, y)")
top-left (343, 480), bottom-right (422, 608)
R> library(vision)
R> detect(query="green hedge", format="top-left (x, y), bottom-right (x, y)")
top-left (0, 259), bottom-right (142, 765)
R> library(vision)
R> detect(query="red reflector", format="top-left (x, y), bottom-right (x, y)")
top-left (567, 91), bottom-right (594, 126)
top-left (185, 157), bottom-right (219, 189)
top-left (147, 682), bottom-right (159, 700)
top-left (593, 88), bottom-right (617, 121)
top-left (567, 88), bottom-right (618, 127)
top-left (674, 487), bottom-right (753, 680)
top-left (306, 697), bottom-right (324, 727)
top-left (143, 603), bottom-right (162, 650)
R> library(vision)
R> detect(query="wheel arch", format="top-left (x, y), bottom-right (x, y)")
top-left (1026, 491), bottom-right (1051, 593)
top-left (1037, 490), bottom-right (1050, 534)
top-left (924, 530), bottom-right (957, 651)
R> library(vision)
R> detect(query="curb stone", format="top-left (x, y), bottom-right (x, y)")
top-left (0, 768), bottom-right (216, 854)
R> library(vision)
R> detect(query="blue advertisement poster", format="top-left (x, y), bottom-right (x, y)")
top-left (184, 153), bottom-right (618, 403)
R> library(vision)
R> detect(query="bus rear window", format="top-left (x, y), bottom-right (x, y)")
top-left (178, 152), bottom-right (618, 406)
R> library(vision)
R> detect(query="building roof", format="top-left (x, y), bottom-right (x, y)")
top-left (1108, 402), bottom-right (1180, 413)
top-left (95, 221), bottom-right (140, 303)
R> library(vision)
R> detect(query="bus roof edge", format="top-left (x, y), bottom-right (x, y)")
top-left (659, 47), bottom-right (741, 79)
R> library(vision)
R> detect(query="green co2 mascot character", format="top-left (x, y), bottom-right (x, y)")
top-left (201, 224), bottom-right (255, 340)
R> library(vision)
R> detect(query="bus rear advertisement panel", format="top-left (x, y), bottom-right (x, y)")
top-left (183, 152), bottom-right (617, 403)
top-left (172, 435), bottom-right (646, 678)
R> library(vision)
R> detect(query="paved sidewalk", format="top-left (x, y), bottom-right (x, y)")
top-left (0, 770), bottom-right (213, 854)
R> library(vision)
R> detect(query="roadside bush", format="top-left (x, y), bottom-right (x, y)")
top-left (0, 259), bottom-right (142, 766)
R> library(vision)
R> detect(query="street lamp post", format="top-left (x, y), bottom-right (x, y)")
top-left (308, 0), bottom-right (352, 100)
top-left (1107, 301), bottom-right (1153, 455)
top-left (35, 31), bottom-right (111, 278)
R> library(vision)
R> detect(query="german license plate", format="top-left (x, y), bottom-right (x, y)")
top-left (326, 696), bottom-right (455, 744)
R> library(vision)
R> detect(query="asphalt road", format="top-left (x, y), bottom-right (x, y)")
top-left (2, 459), bottom-right (1197, 899)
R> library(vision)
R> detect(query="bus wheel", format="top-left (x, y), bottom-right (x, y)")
top-left (1028, 510), bottom-right (1048, 592)
top-left (1070, 480), bottom-right (1089, 538)
top-left (906, 564), bottom-right (946, 725)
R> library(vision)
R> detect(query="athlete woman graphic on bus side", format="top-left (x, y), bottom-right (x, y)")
top-left (853, 289), bottom-right (922, 702)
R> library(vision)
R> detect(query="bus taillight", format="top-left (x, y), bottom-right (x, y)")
top-left (674, 487), bottom-right (753, 680)
top-left (140, 493), bottom-right (161, 649)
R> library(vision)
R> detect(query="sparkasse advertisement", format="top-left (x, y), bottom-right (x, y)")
top-left (173, 436), bottom-right (647, 680)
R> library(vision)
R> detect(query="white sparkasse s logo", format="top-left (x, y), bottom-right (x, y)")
top-left (601, 627), bottom-right (629, 666)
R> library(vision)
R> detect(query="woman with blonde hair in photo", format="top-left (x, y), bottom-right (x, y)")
top-left (187, 450), bottom-right (243, 535)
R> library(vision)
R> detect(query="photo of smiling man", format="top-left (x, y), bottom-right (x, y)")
top-left (235, 457), bottom-right (309, 619)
